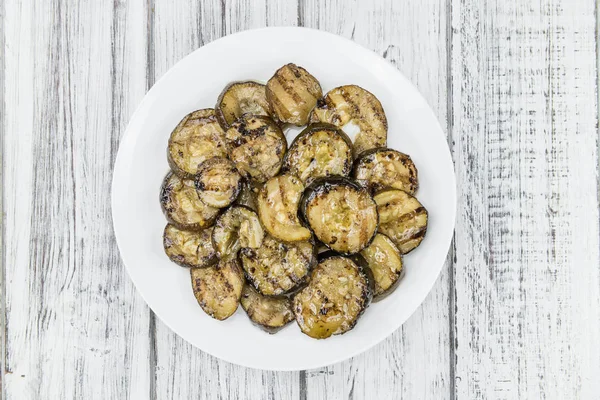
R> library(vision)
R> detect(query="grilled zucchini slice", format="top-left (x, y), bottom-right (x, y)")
top-left (234, 180), bottom-right (260, 211)
top-left (353, 148), bottom-right (418, 194)
top-left (240, 235), bottom-right (315, 296)
top-left (190, 258), bottom-right (244, 320)
top-left (300, 176), bottom-right (378, 255)
top-left (266, 63), bottom-right (322, 126)
top-left (195, 157), bottom-right (242, 208)
top-left (212, 206), bottom-right (265, 258)
top-left (360, 233), bottom-right (403, 300)
top-left (283, 123), bottom-right (353, 184)
top-left (160, 172), bottom-right (220, 231)
top-left (257, 174), bottom-right (312, 242)
top-left (216, 81), bottom-right (271, 130)
top-left (241, 284), bottom-right (294, 333)
top-left (163, 224), bottom-right (217, 268)
top-left (167, 109), bottom-right (228, 179)
top-left (374, 189), bottom-right (428, 254)
top-left (309, 85), bottom-right (387, 156)
top-left (293, 255), bottom-right (372, 339)
top-left (225, 114), bottom-right (287, 183)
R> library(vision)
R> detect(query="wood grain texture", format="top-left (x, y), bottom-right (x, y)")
top-left (3, 0), bottom-right (151, 398)
top-left (451, 0), bottom-right (600, 398)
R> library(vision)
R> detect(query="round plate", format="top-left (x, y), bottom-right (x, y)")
top-left (112, 27), bottom-right (456, 371)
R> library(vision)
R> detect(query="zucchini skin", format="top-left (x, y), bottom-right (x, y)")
top-left (163, 224), bottom-right (218, 268)
top-left (299, 176), bottom-right (378, 255)
top-left (352, 147), bottom-right (418, 194)
top-left (215, 81), bottom-right (272, 130)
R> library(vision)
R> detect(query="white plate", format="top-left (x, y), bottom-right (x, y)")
top-left (112, 27), bottom-right (456, 371)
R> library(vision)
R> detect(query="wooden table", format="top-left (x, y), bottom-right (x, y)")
top-left (2, 0), bottom-right (599, 399)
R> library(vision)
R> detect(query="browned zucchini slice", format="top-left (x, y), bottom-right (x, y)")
top-left (240, 235), bottom-right (315, 296)
top-left (374, 189), bottom-right (428, 254)
top-left (257, 174), bottom-right (312, 242)
top-left (190, 258), bottom-right (244, 320)
top-left (160, 172), bottom-right (220, 231)
top-left (195, 157), bottom-right (242, 208)
top-left (266, 63), bottom-right (322, 126)
top-left (212, 206), bottom-right (265, 258)
top-left (300, 177), bottom-right (378, 255)
top-left (225, 115), bottom-right (287, 183)
top-left (163, 224), bottom-right (217, 268)
top-left (353, 148), bottom-right (418, 194)
top-left (167, 109), bottom-right (228, 179)
top-left (293, 255), bottom-right (372, 339)
top-left (241, 284), bottom-right (294, 333)
top-left (216, 81), bottom-right (271, 130)
top-left (360, 233), bottom-right (403, 300)
top-left (283, 123), bottom-right (353, 185)
top-left (309, 85), bottom-right (387, 156)
top-left (234, 180), bottom-right (260, 211)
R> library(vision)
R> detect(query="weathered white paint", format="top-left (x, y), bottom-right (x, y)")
top-left (2, 0), bottom-right (599, 399)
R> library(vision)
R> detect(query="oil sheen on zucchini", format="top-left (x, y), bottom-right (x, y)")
top-left (215, 81), bottom-right (272, 130)
top-left (301, 176), bottom-right (378, 255)
top-left (240, 235), bottom-right (315, 296)
top-left (167, 109), bottom-right (228, 179)
top-left (257, 174), bottom-right (312, 242)
top-left (353, 148), bottom-right (418, 194)
top-left (160, 172), bottom-right (220, 231)
top-left (195, 156), bottom-right (242, 208)
top-left (293, 255), bottom-right (372, 339)
top-left (190, 258), bottom-right (244, 320)
top-left (309, 85), bottom-right (387, 156)
top-left (374, 189), bottom-right (428, 254)
top-left (212, 205), bottom-right (265, 258)
top-left (163, 224), bottom-right (217, 268)
top-left (360, 233), bottom-right (403, 299)
top-left (241, 284), bottom-right (294, 333)
top-left (283, 123), bottom-right (353, 185)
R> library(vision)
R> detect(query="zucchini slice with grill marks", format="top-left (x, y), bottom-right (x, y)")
top-left (300, 176), bottom-right (378, 255)
top-left (163, 224), bottom-right (217, 268)
top-left (225, 114), bottom-right (287, 183)
top-left (167, 109), bottom-right (228, 179)
top-left (374, 189), bottom-right (428, 254)
top-left (283, 123), bottom-right (353, 185)
top-left (293, 255), bottom-right (373, 339)
top-left (190, 258), bottom-right (244, 320)
top-left (212, 205), bottom-right (265, 258)
top-left (353, 148), bottom-right (418, 194)
top-left (266, 63), bottom-right (322, 126)
top-left (240, 235), bottom-right (315, 296)
top-left (195, 156), bottom-right (242, 208)
top-left (360, 233), bottom-right (403, 300)
top-left (309, 85), bottom-right (387, 156)
top-left (160, 172), bottom-right (220, 231)
top-left (216, 81), bottom-right (272, 130)
top-left (241, 284), bottom-right (294, 333)
top-left (257, 174), bottom-right (312, 242)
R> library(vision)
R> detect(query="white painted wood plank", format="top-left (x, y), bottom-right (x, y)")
top-left (3, 1), bottom-right (151, 398)
top-left (451, 0), bottom-right (600, 398)
top-left (151, 2), bottom-right (301, 399)
top-left (300, 1), bottom-right (452, 399)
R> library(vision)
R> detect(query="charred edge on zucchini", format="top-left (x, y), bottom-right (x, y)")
top-left (160, 172), bottom-right (220, 231)
top-left (257, 174), bottom-right (312, 242)
top-left (215, 81), bottom-right (272, 130)
top-left (300, 176), bottom-right (378, 255)
top-left (163, 224), bottom-right (217, 268)
top-left (195, 156), bottom-right (242, 208)
top-left (190, 258), bottom-right (244, 320)
top-left (374, 189), bottom-right (428, 255)
top-left (211, 205), bottom-right (265, 258)
top-left (266, 63), bottom-right (323, 126)
top-left (360, 233), bottom-right (403, 300)
top-left (240, 284), bottom-right (294, 333)
top-left (225, 114), bottom-right (287, 183)
top-left (309, 85), bottom-right (388, 156)
top-left (167, 108), bottom-right (228, 179)
top-left (293, 255), bottom-right (373, 339)
top-left (283, 123), bottom-right (353, 185)
top-left (240, 235), bottom-right (315, 296)
top-left (352, 147), bottom-right (418, 194)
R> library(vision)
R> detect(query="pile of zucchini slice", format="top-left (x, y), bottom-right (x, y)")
top-left (160, 63), bottom-right (429, 338)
